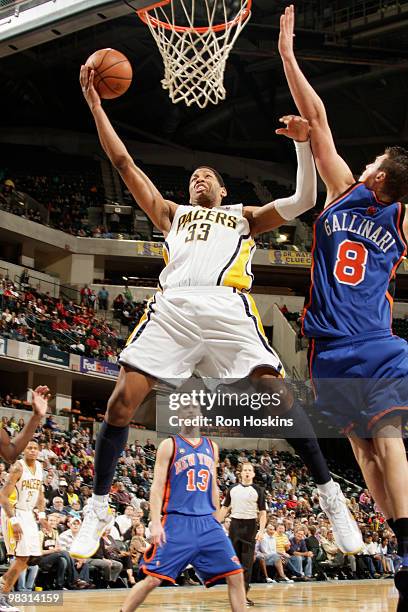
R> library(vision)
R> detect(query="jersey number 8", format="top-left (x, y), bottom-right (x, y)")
top-left (334, 239), bottom-right (368, 286)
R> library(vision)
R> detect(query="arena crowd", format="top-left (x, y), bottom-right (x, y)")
top-left (0, 415), bottom-right (401, 592)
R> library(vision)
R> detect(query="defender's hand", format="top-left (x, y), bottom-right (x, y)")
top-left (79, 65), bottom-right (101, 113)
top-left (278, 5), bottom-right (296, 61)
top-left (276, 115), bottom-right (310, 142)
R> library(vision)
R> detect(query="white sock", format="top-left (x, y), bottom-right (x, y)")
top-left (92, 493), bottom-right (109, 506)
top-left (317, 479), bottom-right (337, 496)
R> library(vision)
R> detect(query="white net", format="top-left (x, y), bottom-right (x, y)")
top-left (138, 0), bottom-right (252, 108)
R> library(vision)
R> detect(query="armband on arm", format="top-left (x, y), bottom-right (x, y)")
top-left (274, 140), bottom-right (317, 221)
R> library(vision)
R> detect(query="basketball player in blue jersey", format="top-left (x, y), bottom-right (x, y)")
top-left (279, 6), bottom-right (408, 608)
top-left (119, 401), bottom-right (245, 611)
top-left (72, 65), bottom-right (362, 563)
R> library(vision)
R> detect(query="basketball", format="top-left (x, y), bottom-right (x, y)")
top-left (85, 48), bottom-right (132, 99)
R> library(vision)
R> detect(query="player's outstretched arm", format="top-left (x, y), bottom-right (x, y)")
top-left (0, 386), bottom-right (49, 463)
top-left (149, 438), bottom-right (174, 546)
top-left (279, 5), bottom-right (354, 201)
top-left (245, 116), bottom-right (316, 236)
top-left (79, 66), bottom-right (177, 235)
top-left (0, 462), bottom-right (24, 540)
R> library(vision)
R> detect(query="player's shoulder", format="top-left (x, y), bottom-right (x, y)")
top-left (7, 460), bottom-right (23, 478)
top-left (251, 483), bottom-right (265, 494)
top-left (157, 437), bottom-right (176, 461)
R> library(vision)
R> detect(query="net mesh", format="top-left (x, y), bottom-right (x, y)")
top-left (138, 0), bottom-right (252, 108)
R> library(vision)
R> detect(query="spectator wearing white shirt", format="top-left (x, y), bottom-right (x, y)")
top-left (114, 505), bottom-right (134, 539)
top-left (256, 524), bottom-right (294, 583)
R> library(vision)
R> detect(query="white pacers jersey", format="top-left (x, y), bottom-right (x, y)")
top-left (159, 204), bottom-right (256, 292)
top-left (14, 459), bottom-right (43, 511)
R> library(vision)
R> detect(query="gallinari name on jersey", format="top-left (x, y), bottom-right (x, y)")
top-left (324, 212), bottom-right (396, 253)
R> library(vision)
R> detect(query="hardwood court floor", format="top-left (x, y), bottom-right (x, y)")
top-left (19, 580), bottom-right (399, 612)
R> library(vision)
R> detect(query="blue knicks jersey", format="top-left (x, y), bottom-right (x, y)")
top-left (163, 435), bottom-right (216, 516)
top-left (303, 183), bottom-right (407, 339)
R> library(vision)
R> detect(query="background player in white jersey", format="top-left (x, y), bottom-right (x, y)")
top-left (0, 441), bottom-right (47, 611)
top-left (72, 65), bottom-right (359, 561)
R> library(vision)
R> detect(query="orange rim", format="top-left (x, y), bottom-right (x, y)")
top-left (137, 0), bottom-right (252, 33)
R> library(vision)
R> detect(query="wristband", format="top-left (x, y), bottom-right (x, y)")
top-left (38, 512), bottom-right (46, 519)
top-left (10, 517), bottom-right (19, 525)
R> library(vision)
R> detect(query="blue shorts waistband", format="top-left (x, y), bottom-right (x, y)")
top-left (313, 329), bottom-right (392, 350)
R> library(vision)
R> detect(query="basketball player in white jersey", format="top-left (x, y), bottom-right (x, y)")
top-left (0, 441), bottom-right (47, 612)
top-left (0, 386), bottom-right (50, 464)
top-left (72, 65), bottom-right (360, 561)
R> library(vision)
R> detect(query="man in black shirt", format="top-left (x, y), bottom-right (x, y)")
top-left (220, 463), bottom-right (266, 607)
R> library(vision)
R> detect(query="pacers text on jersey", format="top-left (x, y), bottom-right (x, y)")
top-left (176, 208), bottom-right (238, 234)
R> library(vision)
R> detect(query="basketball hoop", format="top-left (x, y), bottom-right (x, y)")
top-left (136, 0), bottom-right (252, 108)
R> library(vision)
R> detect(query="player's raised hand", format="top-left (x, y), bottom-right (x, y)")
top-left (276, 115), bottom-right (310, 142)
top-left (79, 65), bottom-right (101, 113)
top-left (150, 520), bottom-right (166, 547)
top-left (31, 385), bottom-right (51, 418)
top-left (278, 4), bottom-right (295, 60)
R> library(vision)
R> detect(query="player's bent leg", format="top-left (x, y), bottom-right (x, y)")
top-left (120, 575), bottom-right (161, 612)
top-left (226, 572), bottom-right (246, 612)
top-left (370, 416), bottom-right (408, 610)
top-left (348, 435), bottom-right (393, 518)
top-left (70, 366), bottom-right (156, 560)
top-left (251, 370), bottom-right (362, 553)
top-left (371, 416), bottom-right (408, 519)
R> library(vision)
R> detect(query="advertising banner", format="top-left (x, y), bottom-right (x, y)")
top-left (39, 347), bottom-right (70, 367)
top-left (80, 357), bottom-right (119, 378)
top-left (269, 250), bottom-right (312, 267)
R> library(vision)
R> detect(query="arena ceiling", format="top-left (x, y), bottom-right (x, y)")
top-left (2, 0), bottom-right (408, 170)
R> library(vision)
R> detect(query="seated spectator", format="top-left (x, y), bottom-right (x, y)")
top-left (143, 438), bottom-right (156, 453)
top-left (288, 528), bottom-right (314, 579)
top-left (101, 525), bottom-right (135, 585)
top-left (256, 524), bottom-right (294, 583)
top-left (58, 517), bottom-right (93, 587)
top-left (129, 524), bottom-right (149, 569)
top-left (89, 531), bottom-right (124, 586)
top-left (48, 496), bottom-right (69, 525)
top-left (64, 483), bottom-right (80, 508)
top-left (320, 529), bottom-right (344, 565)
top-left (43, 473), bottom-right (58, 508)
top-left (37, 514), bottom-right (85, 590)
top-left (111, 481), bottom-right (132, 513)
top-left (114, 505), bottom-right (134, 539)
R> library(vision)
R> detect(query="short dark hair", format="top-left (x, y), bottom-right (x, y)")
top-left (194, 166), bottom-right (225, 188)
top-left (379, 146), bottom-right (408, 201)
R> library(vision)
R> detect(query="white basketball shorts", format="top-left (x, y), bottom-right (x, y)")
top-left (1, 509), bottom-right (42, 557)
top-left (119, 287), bottom-right (284, 385)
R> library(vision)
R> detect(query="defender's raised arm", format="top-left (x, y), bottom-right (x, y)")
top-left (278, 5), bottom-right (354, 201)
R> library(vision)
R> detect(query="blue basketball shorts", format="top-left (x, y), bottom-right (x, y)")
top-left (309, 330), bottom-right (408, 436)
top-left (141, 513), bottom-right (243, 587)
